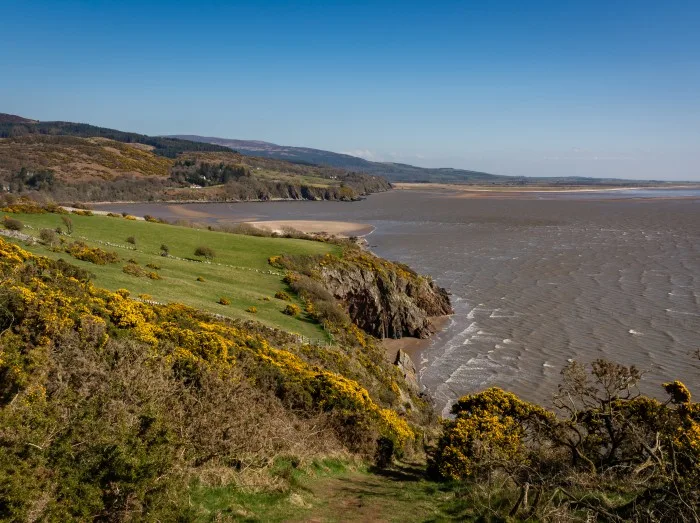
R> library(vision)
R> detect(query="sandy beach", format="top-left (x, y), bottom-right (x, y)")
top-left (245, 219), bottom-right (375, 237)
top-left (382, 315), bottom-right (452, 365)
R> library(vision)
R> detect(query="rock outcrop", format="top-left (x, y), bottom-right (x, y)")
top-left (317, 252), bottom-right (452, 339)
top-left (394, 349), bottom-right (420, 393)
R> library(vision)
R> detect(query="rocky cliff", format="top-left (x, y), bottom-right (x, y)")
top-left (316, 251), bottom-right (452, 339)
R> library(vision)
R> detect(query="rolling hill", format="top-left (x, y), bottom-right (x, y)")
top-left (0, 114), bottom-right (390, 202)
top-left (172, 135), bottom-right (508, 183)
top-left (172, 135), bottom-right (671, 186)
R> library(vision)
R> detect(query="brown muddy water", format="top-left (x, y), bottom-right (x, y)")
top-left (98, 189), bottom-right (700, 414)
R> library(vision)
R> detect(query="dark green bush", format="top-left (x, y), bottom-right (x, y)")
top-left (194, 246), bottom-right (215, 261)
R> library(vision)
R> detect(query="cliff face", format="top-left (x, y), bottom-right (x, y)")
top-left (317, 256), bottom-right (452, 339)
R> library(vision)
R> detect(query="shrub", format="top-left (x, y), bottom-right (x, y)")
top-left (71, 209), bottom-right (93, 216)
top-left (66, 241), bottom-right (120, 265)
top-left (144, 214), bottom-right (159, 222)
top-left (61, 216), bottom-right (73, 235)
top-left (160, 244), bottom-right (170, 257)
top-left (246, 306), bottom-right (258, 314)
top-left (146, 263), bottom-right (161, 270)
top-left (39, 228), bottom-right (59, 246)
top-left (275, 291), bottom-right (291, 301)
top-left (196, 276), bottom-right (205, 282)
top-left (124, 215), bottom-right (137, 220)
top-left (138, 293), bottom-right (153, 301)
top-left (194, 246), bottom-right (215, 261)
top-left (123, 263), bottom-right (146, 277)
top-left (428, 360), bottom-right (700, 521)
top-left (2, 215), bottom-right (24, 231)
top-left (147, 272), bottom-right (162, 280)
top-left (282, 304), bottom-right (300, 316)
top-left (218, 297), bottom-right (230, 305)
top-left (126, 236), bottom-right (136, 245)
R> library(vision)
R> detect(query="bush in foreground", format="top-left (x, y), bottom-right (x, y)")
top-left (429, 359), bottom-right (700, 521)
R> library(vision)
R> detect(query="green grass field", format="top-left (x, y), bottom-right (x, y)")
top-left (6, 212), bottom-right (340, 339)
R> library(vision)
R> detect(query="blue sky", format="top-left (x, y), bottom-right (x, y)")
top-left (1, 1), bottom-right (699, 180)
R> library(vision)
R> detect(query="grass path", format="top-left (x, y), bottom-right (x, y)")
top-left (191, 462), bottom-right (469, 522)
top-left (288, 465), bottom-right (457, 523)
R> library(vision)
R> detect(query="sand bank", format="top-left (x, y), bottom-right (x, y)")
top-left (392, 182), bottom-right (699, 197)
top-left (246, 220), bottom-right (375, 237)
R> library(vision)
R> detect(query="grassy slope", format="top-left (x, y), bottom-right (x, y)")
top-left (9, 212), bottom-right (339, 339)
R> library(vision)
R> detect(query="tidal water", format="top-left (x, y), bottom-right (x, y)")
top-left (99, 188), bottom-right (700, 412)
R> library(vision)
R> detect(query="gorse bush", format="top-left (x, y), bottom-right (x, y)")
top-left (0, 238), bottom-right (422, 520)
top-left (123, 262), bottom-right (146, 277)
top-left (282, 304), bottom-right (301, 316)
top-left (65, 241), bottom-right (120, 265)
top-left (429, 360), bottom-right (700, 521)
top-left (275, 290), bottom-right (291, 301)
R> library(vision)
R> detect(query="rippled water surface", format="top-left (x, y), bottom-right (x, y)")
top-left (100, 189), bottom-right (700, 412)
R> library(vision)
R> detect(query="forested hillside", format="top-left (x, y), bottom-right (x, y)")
top-left (0, 115), bottom-right (391, 203)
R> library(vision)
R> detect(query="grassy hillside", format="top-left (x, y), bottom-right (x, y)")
top-left (0, 236), bottom-right (428, 520)
top-left (4, 209), bottom-right (339, 339)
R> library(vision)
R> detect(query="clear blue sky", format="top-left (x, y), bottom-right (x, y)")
top-left (2, 1), bottom-right (699, 180)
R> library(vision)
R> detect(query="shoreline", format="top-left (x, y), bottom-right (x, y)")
top-left (382, 315), bottom-right (451, 369)
top-left (393, 182), bottom-right (700, 193)
top-left (245, 219), bottom-right (375, 238)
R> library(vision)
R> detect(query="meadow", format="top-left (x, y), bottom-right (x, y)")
top-left (7, 211), bottom-right (340, 339)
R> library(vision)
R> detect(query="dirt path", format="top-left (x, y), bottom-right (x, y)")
top-left (284, 465), bottom-right (455, 522)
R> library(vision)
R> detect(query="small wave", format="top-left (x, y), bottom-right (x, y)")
top-left (666, 309), bottom-right (700, 316)
top-left (629, 329), bottom-right (643, 336)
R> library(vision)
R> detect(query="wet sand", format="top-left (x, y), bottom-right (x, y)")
top-left (382, 316), bottom-right (452, 364)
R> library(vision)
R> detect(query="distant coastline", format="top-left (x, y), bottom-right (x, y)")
top-left (393, 182), bottom-right (700, 193)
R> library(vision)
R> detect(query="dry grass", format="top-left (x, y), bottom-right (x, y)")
top-left (0, 135), bottom-right (172, 182)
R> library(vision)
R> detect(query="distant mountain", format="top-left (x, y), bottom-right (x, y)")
top-left (171, 135), bottom-right (663, 186)
top-left (170, 135), bottom-right (508, 183)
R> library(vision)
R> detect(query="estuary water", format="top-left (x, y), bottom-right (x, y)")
top-left (99, 188), bottom-right (700, 412)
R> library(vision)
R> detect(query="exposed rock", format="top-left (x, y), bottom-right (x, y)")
top-left (317, 253), bottom-right (452, 339)
top-left (394, 349), bottom-right (420, 393)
